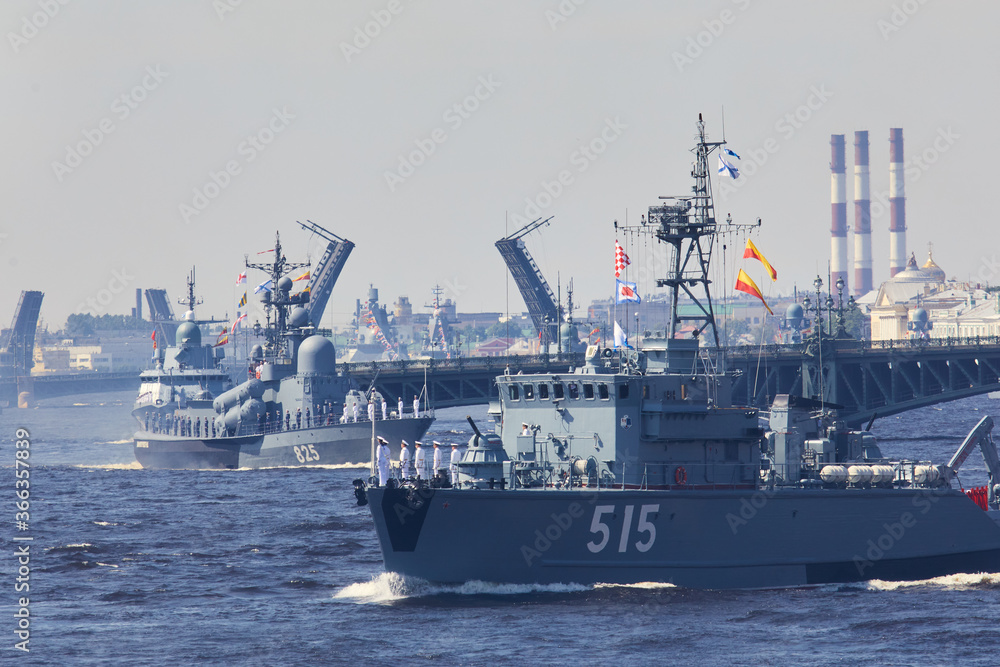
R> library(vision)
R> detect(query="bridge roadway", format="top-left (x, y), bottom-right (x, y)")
top-left (347, 337), bottom-right (1000, 427)
top-left (6, 338), bottom-right (1000, 427)
top-left (341, 353), bottom-right (582, 413)
top-left (727, 336), bottom-right (1000, 426)
top-left (0, 372), bottom-right (140, 404)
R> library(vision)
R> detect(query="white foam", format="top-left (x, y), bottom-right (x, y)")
top-left (257, 462), bottom-right (370, 470)
top-left (101, 439), bottom-right (134, 445)
top-left (334, 572), bottom-right (591, 603)
top-left (594, 581), bottom-right (678, 591)
top-left (335, 572), bottom-right (411, 603)
top-left (867, 571), bottom-right (1000, 591)
top-left (74, 462), bottom-right (144, 470)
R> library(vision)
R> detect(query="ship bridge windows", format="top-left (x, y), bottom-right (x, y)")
top-left (568, 383), bottom-right (580, 400)
top-left (618, 384), bottom-right (629, 400)
top-left (509, 384), bottom-right (520, 401)
top-left (553, 383), bottom-right (564, 400)
top-left (598, 384), bottom-right (609, 400)
top-left (523, 384), bottom-right (534, 400)
top-left (583, 384), bottom-right (595, 400)
top-left (538, 384), bottom-right (549, 400)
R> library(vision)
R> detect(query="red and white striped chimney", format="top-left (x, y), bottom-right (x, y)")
top-left (853, 130), bottom-right (872, 296)
top-left (830, 134), bottom-right (848, 292)
top-left (889, 128), bottom-right (906, 278)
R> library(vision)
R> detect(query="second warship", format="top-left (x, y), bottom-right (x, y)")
top-left (132, 223), bottom-right (433, 469)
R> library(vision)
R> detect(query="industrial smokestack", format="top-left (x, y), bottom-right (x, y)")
top-left (853, 130), bottom-right (872, 296)
top-left (136, 288), bottom-right (143, 321)
top-left (830, 134), bottom-right (848, 292)
top-left (889, 128), bottom-right (906, 278)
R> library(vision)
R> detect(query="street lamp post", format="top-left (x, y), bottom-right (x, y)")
top-left (835, 277), bottom-right (847, 337)
top-left (813, 276), bottom-right (824, 340)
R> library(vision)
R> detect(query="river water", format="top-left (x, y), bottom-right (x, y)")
top-left (3, 391), bottom-right (1000, 665)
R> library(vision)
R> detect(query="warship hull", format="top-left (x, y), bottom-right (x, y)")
top-left (367, 486), bottom-right (1000, 589)
top-left (134, 417), bottom-right (433, 469)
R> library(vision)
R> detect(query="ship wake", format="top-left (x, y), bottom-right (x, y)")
top-left (867, 572), bottom-right (1000, 591)
top-left (333, 572), bottom-right (591, 604)
top-left (74, 462), bottom-right (144, 470)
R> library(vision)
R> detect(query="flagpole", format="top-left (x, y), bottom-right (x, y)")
top-left (613, 239), bottom-right (617, 352)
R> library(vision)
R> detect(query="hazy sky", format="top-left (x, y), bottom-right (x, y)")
top-left (2, 1), bottom-right (997, 333)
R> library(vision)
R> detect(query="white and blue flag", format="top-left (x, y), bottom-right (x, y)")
top-left (254, 278), bottom-right (273, 294)
top-left (718, 154), bottom-right (739, 179)
top-left (723, 147), bottom-right (741, 160)
top-left (613, 321), bottom-right (633, 349)
top-left (616, 279), bottom-right (641, 304)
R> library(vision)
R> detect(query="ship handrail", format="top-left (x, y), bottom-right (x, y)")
top-left (494, 458), bottom-right (953, 492)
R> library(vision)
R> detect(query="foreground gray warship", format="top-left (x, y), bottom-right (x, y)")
top-left (356, 117), bottom-right (1000, 589)
top-left (132, 224), bottom-right (433, 468)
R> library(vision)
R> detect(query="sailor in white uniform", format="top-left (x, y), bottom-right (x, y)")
top-left (414, 441), bottom-right (427, 480)
top-left (413, 394), bottom-right (420, 419)
top-left (449, 443), bottom-right (461, 486)
top-left (367, 401), bottom-right (375, 423)
top-left (432, 441), bottom-right (443, 480)
top-left (399, 440), bottom-right (414, 480)
top-left (381, 398), bottom-right (387, 420)
top-left (376, 436), bottom-right (391, 486)
top-left (352, 402), bottom-right (358, 423)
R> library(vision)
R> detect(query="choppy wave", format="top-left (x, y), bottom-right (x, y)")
top-left (334, 572), bottom-right (591, 603)
top-left (868, 572), bottom-right (1000, 591)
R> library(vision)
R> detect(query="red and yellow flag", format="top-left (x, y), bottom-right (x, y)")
top-left (735, 269), bottom-right (772, 315)
top-left (743, 239), bottom-right (777, 281)
top-left (293, 270), bottom-right (311, 282)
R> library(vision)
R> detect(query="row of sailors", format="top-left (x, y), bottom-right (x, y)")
top-left (144, 405), bottom-right (335, 437)
top-left (341, 396), bottom-right (424, 424)
top-left (142, 395), bottom-right (428, 437)
top-left (375, 437), bottom-right (463, 486)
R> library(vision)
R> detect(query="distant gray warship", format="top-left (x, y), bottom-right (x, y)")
top-left (132, 223), bottom-right (433, 469)
top-left (356, 117), bottom-right (1000, 589)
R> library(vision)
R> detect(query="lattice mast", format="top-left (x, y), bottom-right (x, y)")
top-left (245, 232), bottom-right (310, 357)
top-left (642, 115), bottom-right (754, 347)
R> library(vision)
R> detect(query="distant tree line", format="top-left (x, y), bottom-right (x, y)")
top-left (65, 313), bottom-right (148, 337)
